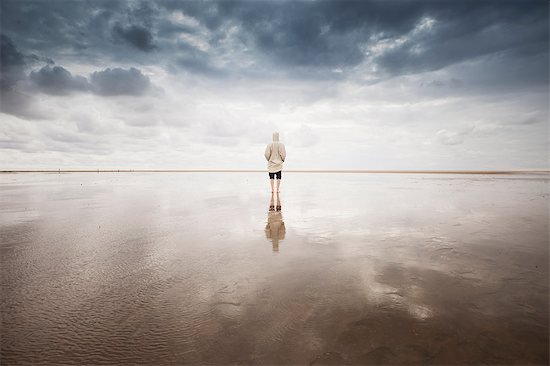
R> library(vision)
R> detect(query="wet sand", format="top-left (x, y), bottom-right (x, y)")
top-left (1, 172), bottom-right (548, 365)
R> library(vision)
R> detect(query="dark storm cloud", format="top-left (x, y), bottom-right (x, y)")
top-left (162, 0), bottom-right (374, 69)
top-left (160, 0), bottom-right (548, 77)
top-left (30, 65), bottom-right (89, 95)
top-left (176, 57), bottom-right (225, 77)
top-left (90, 67), bottom-right (151, 96)
top-left (113, 23), bottom-right (156, 52)
top-left (161, 0), bottom-right (225, 30)
top-left (0, 35), bottom-right (26, 90)
top-left (0, 0), bottom-right (120, 52)
top-left (0, 0), bottom-right (547, 80)
top-left (24, 63), bottom-right (153, 97)
top-left (0, 35), bottom-right (41, 119)
top-left (0, 0), bottom-right (158, 64)
top-left (156, 20), bottom-right (197, 38)
top-left (0, 32), bottom-right (154, 122)
top-left (215, 0), bottom-right (423, 68)
top-left (375, 1), bottom-right (548, 76)
top-left (172, 41), bottom-right (226, 77)
top-left (0, 36), bottom-right (153, 99)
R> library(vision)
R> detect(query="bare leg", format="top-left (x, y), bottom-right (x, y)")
top-left (270, 179), bottom-right (274, 192)
top-left (276, 178), bottom-right (281, 193)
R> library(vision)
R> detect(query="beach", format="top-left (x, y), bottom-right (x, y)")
top-left (1, 172), bottom-right (548, 364)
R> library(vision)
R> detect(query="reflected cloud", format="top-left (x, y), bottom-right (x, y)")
top-left (265, 192), bottom-right (286, 252)
top-left (1, 173), bottom-right (548, 364)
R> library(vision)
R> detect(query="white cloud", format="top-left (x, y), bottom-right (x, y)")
top-left (436, 128), bottom-right (471, 146)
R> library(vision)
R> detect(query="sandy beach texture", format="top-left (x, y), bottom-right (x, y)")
top-left (1, 172), bottom-right (548, 364)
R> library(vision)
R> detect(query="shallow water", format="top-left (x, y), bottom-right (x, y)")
top-left (1, 172), bottom-right (548, 365)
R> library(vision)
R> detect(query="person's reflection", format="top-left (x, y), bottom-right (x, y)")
top-left (265, 192), bottom-right (286, 252)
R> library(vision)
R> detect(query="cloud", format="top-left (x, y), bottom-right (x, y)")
top-left (436, 128), bottom-right (473, 146)
top-left (159, 0), bottom-right (547, 78)
top-left (28, 64), bottom-right (154, 97)
top-left (113, 23), bottom-right (156, 52)
top-left (0, 38), bottom-right (155, 122)
top-left (293, 124), bottom-right (320, 148)
top-left (72, 111), bottom-right (108, 134)
top-left (176, 57), bottom-right (225, 77)
top-left (2, 0), bottom-right (547, 83)
top-left (373, 2), bottom-right (547, 77)
top-left (30, 65), bottom-right (89, 95)
top-left (0, 1), bottom-right (121, 53)
top-left (0, 88), bottom-right (44, 120)
top-left (180, 0), bottom-right (426, 70)
top-left (0, 1), bottom-right (547, 170)
top-left (90, 67), bottom-right (151, 96)
top-left (0, 34), bottom-right (26, 90)
top-left (44, 128), bottom-right (85, 144)
top-left (518, 116), bottom-right (543, 126)
top-left (0, 35), bottom-right (42, 120)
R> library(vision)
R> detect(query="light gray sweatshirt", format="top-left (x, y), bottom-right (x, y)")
top-left (264, 132), bottom-right (286, 173)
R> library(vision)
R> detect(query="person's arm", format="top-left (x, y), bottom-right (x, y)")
top-left (264, 144), bottom-right (272, 161)
top-left (280, 144), bottom-right (286, 162)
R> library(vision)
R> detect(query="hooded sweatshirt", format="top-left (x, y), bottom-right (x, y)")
top-left (264, 132), bottom-right (286, 173)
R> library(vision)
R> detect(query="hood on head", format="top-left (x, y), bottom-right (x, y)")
top-left (272, 132), bottom-right (279, 142)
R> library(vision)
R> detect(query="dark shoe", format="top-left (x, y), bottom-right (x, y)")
top-left (269, 205), bottom-right (275, 211)
top-left (276, 205), bottom-right (281, 211)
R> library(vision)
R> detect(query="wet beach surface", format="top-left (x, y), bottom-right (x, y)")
top-left (1, 172), bottom-right (548, 365)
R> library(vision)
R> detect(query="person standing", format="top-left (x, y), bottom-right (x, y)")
top-left (264, 132), bottom-right (286, 193)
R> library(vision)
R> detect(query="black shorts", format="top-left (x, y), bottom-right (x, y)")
top-left (268, 171), bottom-right (282, 179)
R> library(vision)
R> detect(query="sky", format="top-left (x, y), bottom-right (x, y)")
top-left (1, 0), bottom-right (548, 170)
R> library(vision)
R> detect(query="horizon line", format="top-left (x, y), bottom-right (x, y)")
top-left (2, 169), bottom-right (549, 175)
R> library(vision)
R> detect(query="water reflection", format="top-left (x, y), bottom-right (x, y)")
top-left (1, 173), bottom-right (547, 365)
top-left (265, 192), bottom-right (286, 252)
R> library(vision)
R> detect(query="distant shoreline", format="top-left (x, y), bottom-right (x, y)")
top-left (1, 169), bottom-right (549, 175)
